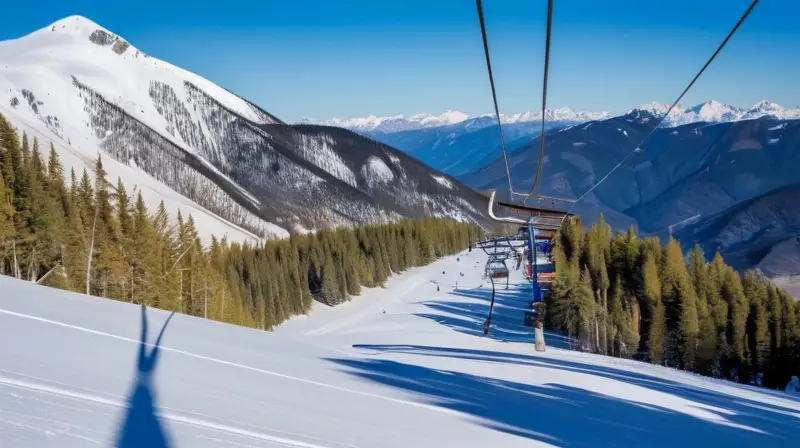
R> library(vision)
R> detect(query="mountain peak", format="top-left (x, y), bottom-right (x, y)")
top-left (629, 102), bottom-right (684, 117)
top-left (48, 15), bottom-right (103, 30)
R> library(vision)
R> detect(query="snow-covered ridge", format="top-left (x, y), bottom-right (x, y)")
top-left (0, 15), bottom-right (288, 243)
top-left (303, 110), bottom-right (471, 133)
top-left (629, 100), bottom-right (800, 127)
top-left (312, 99), bottom-right (800, 135)
top-left (302, 107), bottom-right (610, 133)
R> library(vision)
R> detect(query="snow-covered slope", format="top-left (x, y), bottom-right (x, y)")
top-left (0, 16), bottom-right (286, 243)
top-left (1, 108), bottom-right (266, 245)
top-left (1, 16), bottom-right (490, 238)
top-left (2, 251), bottom-right (797, 447)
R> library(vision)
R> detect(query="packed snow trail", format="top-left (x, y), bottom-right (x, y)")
top-left (1, 251), bottom-right (799, 447)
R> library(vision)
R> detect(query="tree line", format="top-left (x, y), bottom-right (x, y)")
top-left (0, 113), bottom-right (482, 330)
top-left (546, 215), bottom-right (800, 389)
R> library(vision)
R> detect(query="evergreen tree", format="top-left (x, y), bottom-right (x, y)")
top-left (742, 270), bottom-right (770, 383)
top-left (688, 245), bottom-right (717, 373)
top-left (642, 253), bottom-right (664, 363)
top-left (660, 239), bottom-right (699, 370)
top-left (0, 174), bottom-right (12, 244)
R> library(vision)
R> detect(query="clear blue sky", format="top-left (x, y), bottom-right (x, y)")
top-left (3, 0), bottom-right (798, 122)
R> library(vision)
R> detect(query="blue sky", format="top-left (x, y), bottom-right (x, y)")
top-left (4, 0), bottom-right (798, 122)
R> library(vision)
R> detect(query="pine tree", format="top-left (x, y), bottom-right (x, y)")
top-left (742, 270), bottom-right (770, 383)
top-left (642, 252), bottom-right (664, 363)
top-left (130, 192), bottom-right (161, 306)
top-left (688, 245), bottom-right (716, 373)
top-left (720, 267), bottom-right (748, 379)
top-left (0, 174), bottom-right (12, 243)
top-left (660, 239), bottom-right (699, 370)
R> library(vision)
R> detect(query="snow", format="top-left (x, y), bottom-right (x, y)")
top-left (312, 99), bottom-right (800, 136)
top-left (617, 128), bottom-right (628, 137)
top-left (3, 250), bottom-right (798, 447)
top-left (0, 15), bottom-right (289, 244)
top-left (360, 156), bottom-right (395, 188)
top-left (297, 134), bottom-right (357, 188)
top-left (432, 175), bottom-right (454, 189)
top-left (305, 108), bottom-right (610, 133)
top-left (629, 100), bottom-right (800, 128)
top-left (305, 110), bottom-right (469, 134)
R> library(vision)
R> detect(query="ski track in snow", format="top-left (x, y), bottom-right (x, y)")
top-left (2, 251), bottom-right (800, 447)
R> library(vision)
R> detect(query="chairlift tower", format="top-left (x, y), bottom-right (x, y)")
top-left (485, 191), bottom-right (572, 351)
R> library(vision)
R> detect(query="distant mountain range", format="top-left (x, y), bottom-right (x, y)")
top-left (302, 108), bottom-right (610, 134)
top-left (465, 109), bottom-right (800, 287)
top-left (306, 101), bottom-right (800, 292)
top-left (304, 100), bottom-right (800, 134)
top-left (633, 100), bottom-right (800, 127)
top-left (303, 100), bottom-right (800, 181)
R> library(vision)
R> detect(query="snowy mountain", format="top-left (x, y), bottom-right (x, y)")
top-left (3, 250), bottom-right (798, 447)
top-left (629, 100), bottom-right (800, 127)
top-left (0, 16), bottom-right (490, 242)
top-left (304, 108), bottom-right (610, 134)
top-left (304, 108), bottom-right (609, 179)
top-left (304, 110), bottom-right (471, 133)
top-left (310, 100), bottom-right (800, 181)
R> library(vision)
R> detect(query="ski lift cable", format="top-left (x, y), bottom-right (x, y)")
top-left (476, 0), bottom-right (562, 209)
top-left (565, 0), bottom-right (760, 217)
top-left (476, 0), bottom-right (516, 200)
top-left (523, 0), bottom-right (554, 204)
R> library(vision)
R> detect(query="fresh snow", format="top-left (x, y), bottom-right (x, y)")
top-left (2, 251), bottom-right (798, 447)
top-left (0, 15), bottom-right (289, 243)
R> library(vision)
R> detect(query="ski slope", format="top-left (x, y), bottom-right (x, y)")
top-left (1, 251), bottom-right (798, 447)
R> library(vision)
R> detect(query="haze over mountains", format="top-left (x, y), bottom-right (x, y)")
top-left (0, 16), bottom-right (491, 245)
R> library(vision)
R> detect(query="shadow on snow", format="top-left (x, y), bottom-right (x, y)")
top-left (413, 281), bottom-right (573, 349)
top-left (328, 345), bottom-right (799, 447)
top-left (116, 305), bottom-right (175, 448)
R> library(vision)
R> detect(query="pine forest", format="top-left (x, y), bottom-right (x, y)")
top-left (3, 109), bottom-right (798, 391)
top-left (0, 113), bottom-right (482, 331)
top-left (546, 215), bottom-right (800, 390)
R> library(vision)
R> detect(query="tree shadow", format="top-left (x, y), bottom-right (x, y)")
top-left (327, 355), bottom-right (797, 447)
top-left (115, 306), bottom-right (175, 448)
top-left (414, 284), bottom-right (573, 349)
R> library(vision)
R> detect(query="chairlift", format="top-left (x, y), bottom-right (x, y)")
top-left (485, 260), bottom-right (509, 279)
